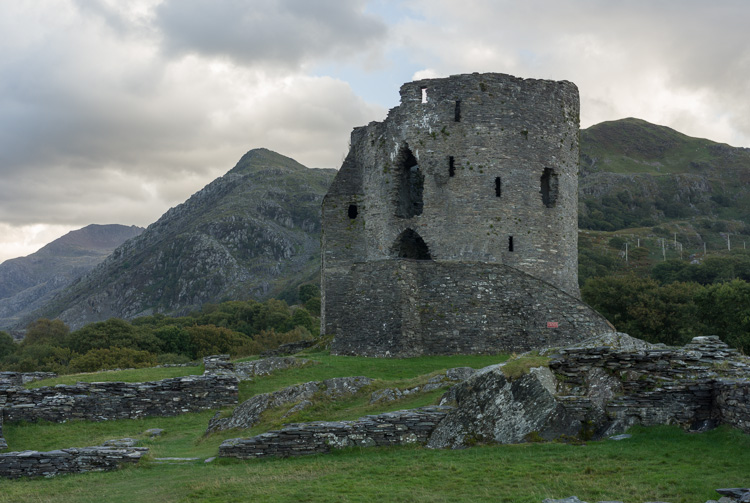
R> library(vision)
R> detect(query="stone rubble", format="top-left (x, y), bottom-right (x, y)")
top-left (206, 376), bottom-right (373, 433)
top-left (203, 354), bottom-right (311, 381)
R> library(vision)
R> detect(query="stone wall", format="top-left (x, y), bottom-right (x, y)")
top-left (549, 336), bottom-right (750, 435)
top-left (330, 260), bottom-right (613, 357)
top-left (0, 445), bottom-right (147, 479)
top-left (0, 395), bottom-right (5, 451)
top-left (0, 372), bottom-right (57, 386)
top-left (715, 379), bottom-right (750, 434)
top-left (219, 406), bottom-right (451, 459)
top-left (1, 375), bottom-right (238, 423)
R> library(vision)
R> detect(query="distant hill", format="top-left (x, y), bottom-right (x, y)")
top-left (579, 118), bottom-right (750, 233)
top-left (17, 149), bottom-right (335, 331)
top-left (0, 224), bottom-right (144, 330)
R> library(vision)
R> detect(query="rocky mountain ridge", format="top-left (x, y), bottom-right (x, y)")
top-left (16, 149), bottom-right (335, 331)
top-left (0, 224), bottom-right (144, 330)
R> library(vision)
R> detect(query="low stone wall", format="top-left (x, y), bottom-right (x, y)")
top-left (219, 406), bottom-right (451, 459)
top-left (715, 379), bottom-right (750, 434)
top-left (1, 375), bottom-right (238, 423)
top-left (0, 445), bottom-right (147, 479)
top-left (0, 372), bottom-right (57, 386)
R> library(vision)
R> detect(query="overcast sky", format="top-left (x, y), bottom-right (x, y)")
top-left (1, 0), bottom-right (749, 263)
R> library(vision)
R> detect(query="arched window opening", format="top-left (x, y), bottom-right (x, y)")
top-left (508, 236), bottom-right (514, 252)
top-left (395, 144), bottom-right (424, 219)
top-left (348, 204), bottom-right (358, 219)
top-left (540, 168), bottom-right (559, 208)
top-left (495, 177), bottom-right (501, 197)
top-left (392, 229), bottom-right (432, 260)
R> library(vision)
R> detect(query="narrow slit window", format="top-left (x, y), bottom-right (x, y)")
top-left (495, 177), bottom-right (501, 197)
top-left (454, 100), bottom-right (461, 122)
top-left (508, 236), bottom-right (514, 252)
top-left (421, 87), bottom-right (428, 103)
top-left (449, 156), bottom-right (455, 177)
top-left (348, 204), bottom-right (358, 219)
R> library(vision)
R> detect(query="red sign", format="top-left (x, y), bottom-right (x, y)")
top-left (547, 322), bottom-right (559, 328)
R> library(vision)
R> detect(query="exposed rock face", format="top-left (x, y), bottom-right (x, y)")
top-left (427, 365), bottom-right (579, 448)
top-left (427, 335), bottom-right (750, 449)
top-left (206, 376), bottom-right (373, 433)
top-left (0, 224), bottom-right (144, 331)
top-left (19, 149), bottom-right (335, 330)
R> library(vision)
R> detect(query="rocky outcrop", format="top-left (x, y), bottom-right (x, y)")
top-left (427, 366), bottom-right (579, 448)
top-left (219, 406), bottom-right (451, 459)
top-left (206, 376), bottom-right (372, 433)
top-left (426, 335), bottom-right (750, 448)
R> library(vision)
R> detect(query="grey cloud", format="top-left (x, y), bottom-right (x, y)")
top-left (155, 0), bottom-right (388, 67)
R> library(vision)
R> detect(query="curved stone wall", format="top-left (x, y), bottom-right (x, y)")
top-left (329, 260), bottom-right (613, 357)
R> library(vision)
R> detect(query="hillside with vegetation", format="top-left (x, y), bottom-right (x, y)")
top-left (15, 149), bottom-right (335, 331)
top-left (0, 224), bottom-right (144, 331)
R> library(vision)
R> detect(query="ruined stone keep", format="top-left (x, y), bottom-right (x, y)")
top-left (322, 72), bottom-right (613, 357)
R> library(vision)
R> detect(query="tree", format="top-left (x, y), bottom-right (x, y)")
top-left (695, 279), bottom-right (750, 353)
top-left (0, 331), bottom-right (17, 360)
top-left (22, 319), bottom-right (69, 346)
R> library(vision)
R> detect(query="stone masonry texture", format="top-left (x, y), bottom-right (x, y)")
top-left (0, 375), bottom-right (238, 423)
top-left (0, 445), bottom-right (147, 479)
top-left (322, 72), bottom-right (613, 356)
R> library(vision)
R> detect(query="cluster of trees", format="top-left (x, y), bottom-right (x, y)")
top-left (0, 285), bottom-right (321, 374)
top-left (582, 258), bottom-right (750, 353)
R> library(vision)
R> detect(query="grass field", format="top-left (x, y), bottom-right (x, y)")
top-left (2, 352), bottom-right (748, 503)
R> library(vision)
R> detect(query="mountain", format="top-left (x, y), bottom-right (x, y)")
top-left (0, 224), bottom-right (144, 330)
top-left (17, 149), bottom-right (336, 331)
top-left (579, 118), bottom-right (750, 233)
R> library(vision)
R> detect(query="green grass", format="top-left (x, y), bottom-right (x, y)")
top-left (2, 352), bottom-right (749, 502)
top-left (0, 426), bottom-right (746, 503)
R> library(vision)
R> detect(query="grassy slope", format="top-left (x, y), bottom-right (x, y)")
top-left (2, 352), bottom-right (749, 502)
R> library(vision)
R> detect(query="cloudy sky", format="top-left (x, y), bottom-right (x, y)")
top-left (1, 0), bottom-right (749, 263)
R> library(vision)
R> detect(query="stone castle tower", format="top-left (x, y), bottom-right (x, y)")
top-left (322, 72), bottom-right (613, 357)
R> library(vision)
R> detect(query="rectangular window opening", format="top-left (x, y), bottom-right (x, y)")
top-left (449, 156), bottom-right (455, 177)
top-left (508, 236), bottom-right (514, 252)
top-left (421, 87), bottom-right (428, 104)
top-left (454, 100), bottom-right (461, 122)
top-left (495, 177), bottom-right (501, 197)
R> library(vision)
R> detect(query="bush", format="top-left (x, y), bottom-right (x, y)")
top-left (69, 347), bottom-right (157, 373)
